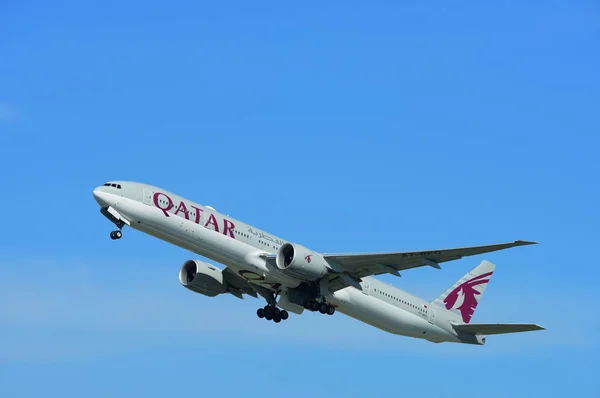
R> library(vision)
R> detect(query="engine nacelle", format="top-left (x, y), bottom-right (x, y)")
top-left (275, 243), bottom-right (328, 281)
top-left (179, 260), bottom-right (228, 297)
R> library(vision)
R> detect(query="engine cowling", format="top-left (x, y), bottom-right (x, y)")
top-left (179, 260), bottom-right (228, 297)
top-left (275, 243), bottom-right (328, 281)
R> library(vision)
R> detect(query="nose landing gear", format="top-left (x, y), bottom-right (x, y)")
top-left (100, 206), bottom-right (128, 241)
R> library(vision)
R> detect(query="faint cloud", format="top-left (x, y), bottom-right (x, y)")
top-left (0, 258), bottom-right (589, 360)
top-left (0, 102), bottom-right (16, 121)
top-left (0, 258), bottom-right (392, 359)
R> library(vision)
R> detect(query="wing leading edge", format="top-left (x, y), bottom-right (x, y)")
top-left (323, 240), bottom-right (537, 292)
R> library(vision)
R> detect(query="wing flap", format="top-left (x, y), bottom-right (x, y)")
top-left (222, 267), bottom-right (259, 298)
top-left (453, 323), bottom-right (545, 335)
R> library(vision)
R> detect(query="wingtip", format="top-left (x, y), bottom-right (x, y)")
top-left (514, 240), bottom-right (539, 246)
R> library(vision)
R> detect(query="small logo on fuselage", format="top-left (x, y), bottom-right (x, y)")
top-left (305, 254), bottom-right (312, 263)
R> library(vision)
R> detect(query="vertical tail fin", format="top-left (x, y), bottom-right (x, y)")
top-left (431, 260), bottom-right (495, 324)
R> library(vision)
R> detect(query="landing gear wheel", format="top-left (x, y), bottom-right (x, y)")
top-left (319, 302), bottom-right (328, 314)
top-left (326, 305), bottom-right (336, 315)
top-left (110, 231), bottom-right (116, 240)
top-left (264, 306), bottom-right (274, 318)
top-left (261, 293), bottom-right (287, 322)
top-left (110, 230), bottom-right (122, 240)
top-left (311, 301), bottom-right (320, 312)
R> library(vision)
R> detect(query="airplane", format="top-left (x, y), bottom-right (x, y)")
top-left (93, 181), bottom-right (545, 345)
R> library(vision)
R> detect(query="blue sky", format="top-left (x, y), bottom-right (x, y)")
top-left (1, 1), bottom-right (599, 396)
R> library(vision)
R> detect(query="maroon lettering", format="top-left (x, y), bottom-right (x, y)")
top-left (190, 205), bottom-right (203, 224)
top-left (204, 213), bottom-right (220, 232)
top-left (223, 219), bottom-right (236, 238)
top-left (153, 192), bottom-right (173, 217)
top-left (174, 201), bottom-right (189, 220)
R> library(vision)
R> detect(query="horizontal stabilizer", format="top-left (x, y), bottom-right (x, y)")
top-left (453, 323), bottom-right (545, 335)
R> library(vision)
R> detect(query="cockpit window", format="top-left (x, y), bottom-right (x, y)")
top-left (103, 182), bottom-right (122, 189)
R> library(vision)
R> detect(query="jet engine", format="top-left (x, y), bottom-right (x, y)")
top-left (275, 243), bottom-right (329, 281)
top-left (179, 260), bottom-right (228, 297)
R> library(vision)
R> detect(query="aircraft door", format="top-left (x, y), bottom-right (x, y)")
top-left (427, 307), bottom-right (436, 324)
top-left (143, 188), bottom-right (153, 205)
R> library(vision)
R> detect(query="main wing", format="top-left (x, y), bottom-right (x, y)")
top-left (323, 240), bottom-right (537, 292)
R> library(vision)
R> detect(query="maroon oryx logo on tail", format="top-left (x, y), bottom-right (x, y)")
top-left (305, 254), bottom-right (312, 263)
top-left (443, 272), bottom-right (493, 323)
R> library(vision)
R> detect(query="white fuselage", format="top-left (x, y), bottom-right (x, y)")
top-left (93, 182), bottom-right (462, 344)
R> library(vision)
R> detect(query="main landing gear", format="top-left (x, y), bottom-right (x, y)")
top-left (303, 299), bottom-right (336, 315)
top-left (256, 293), bottom-right (289, 323)
top-left (109, 230), bottom-right (123, 240)
top-left (257, 305), bottom-right (289, 323)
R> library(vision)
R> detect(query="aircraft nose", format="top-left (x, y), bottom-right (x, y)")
top-left (93, 187), bottom-right (108, 207)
